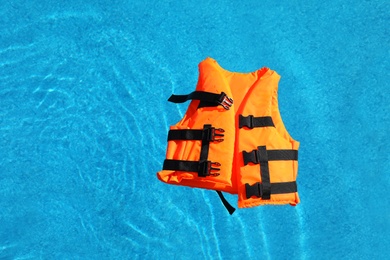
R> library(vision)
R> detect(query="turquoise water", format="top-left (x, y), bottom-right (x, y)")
top-left (1, 0), bottom-right (389, 259)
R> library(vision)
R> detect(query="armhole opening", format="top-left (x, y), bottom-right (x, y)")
top-left (271, 88), bottom-right (300, 150)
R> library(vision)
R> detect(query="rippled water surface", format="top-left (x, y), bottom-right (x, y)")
top-left (1, 0), bottom-right (389, 259)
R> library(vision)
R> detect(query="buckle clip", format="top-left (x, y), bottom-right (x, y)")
top-left (248, 115), bottom-right (254, 129)
top-left (203, 126), bottom-right (225, 142)
top-left (245, 182), bottom-right (271, 199)
top-left (243, 146), bottom-right (268, 165)
top-left (247, 115), bottom-right (254, 129)
top-left (239, 115), bottom-right (254, 129)
top-left (218, 92), bottom-right (233, 110)
top-left (211, 128), bottom-right (224, 142)
top-left (198, 161), bottom-right (221, 177)
top-left (243, 149), bottom-right (259, 165)
top-left (245, 183), bottom-right (262, 199)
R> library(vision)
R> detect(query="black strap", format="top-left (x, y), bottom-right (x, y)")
top-left (168, 126), bottom-right (224, 142)
top-left (198, 124), bottom-right (214, 176)
top-left (257, 146), bottom-right (271, 199)
top-left (163, 125), bottom-right (222, 177)
top-left (243, 149), bottom-right (298, 165)
top-left (246, 181), bottom-right (297, 199)
top-left (163, 159), bottom-right (221, 177)
top-left (163, 159), bottom-right (199, 172)
top-left (242, 146), bottom-right (298, 200)
top-left (216, 191), bottom-right (236, 215)
top-left (168, 91), bottom-right (233, 110)
top-left (168, 129), bottom-right (203, 141)
top-left (239, 115), bottom-right (275, 128)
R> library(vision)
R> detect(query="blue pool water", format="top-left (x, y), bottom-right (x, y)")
top-left (1, 0), bottom-right (389, 259)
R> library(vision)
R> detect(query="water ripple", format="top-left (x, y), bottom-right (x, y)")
top-left (200, 190), bottom-right (222, 259)
top-left (296, 207), bottom-right (308, 260)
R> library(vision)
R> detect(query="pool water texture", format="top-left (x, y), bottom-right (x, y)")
top-left (0, 0), bottom-right (389, 259)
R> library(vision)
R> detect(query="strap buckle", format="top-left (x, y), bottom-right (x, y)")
top-left (243, 146), bottom-right (268, 165)
top-left (203, 127), bottom-right (225, 142)
top-left (217, 92), bottom-right (233, 110)
top-left (245, 182), bottom-right (271, 200)
top-left (246, 183), bottom-right (262, 199)
top-left (198, 161), bottom-right (221, 177)
top-left (239, 115), bottom-right (254, 129)
top-left (243, 150), bottom-right (257, 165)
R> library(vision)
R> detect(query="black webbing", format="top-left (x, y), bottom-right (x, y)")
top-left (239, 115), bottom-right (275, 128)
top-left (257, 146), bottom-right (271, 199)
top-left (167, 125), bottom-right (224, 142)
top-left (245, 181), bottom-right (297, 199)
top-left (216, 191), bottom-right (236, 215)
top-left (168, 91), bottom-right (221, 103)
top-left (162, 159), bottom-right (220, 177)
top-left (243, 149), bottom-right (298, 165)
top-left (168, 129), bottom-right (203, 141)
top-left (163, 159), bottom-right (198, 172)
top-left (168, 91), bottom-right (233, 110)
top-left (163, 125), bottom-right (222, 177)
top-left (242, 146), bottom-right (298, 200)
top-left (199, 125), bottom-right (212, 175)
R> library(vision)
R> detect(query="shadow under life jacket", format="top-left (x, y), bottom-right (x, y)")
top-left (157, 57), bottom-right (300, 214)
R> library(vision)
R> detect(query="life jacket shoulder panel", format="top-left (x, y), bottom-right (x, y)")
top-left (158, 57), bottom-right (300, 209)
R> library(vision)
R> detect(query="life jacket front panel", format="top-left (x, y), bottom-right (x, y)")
top-left (157, 60), bottom-right (237, 193)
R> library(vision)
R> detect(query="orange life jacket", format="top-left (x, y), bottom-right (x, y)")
top-left (157, 57), bottom-right (300, 213)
